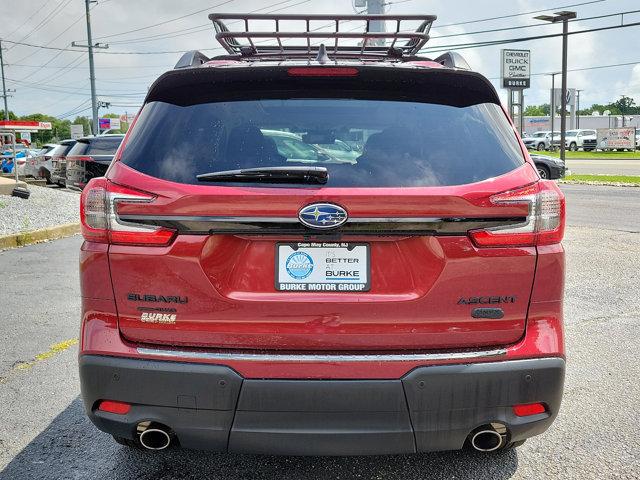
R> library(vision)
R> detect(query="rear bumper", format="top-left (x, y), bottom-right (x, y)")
top-left (80, 354), bottom-right (565, 455)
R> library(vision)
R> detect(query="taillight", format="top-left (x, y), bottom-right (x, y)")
top-left (469, 180), bottom-right (565, 247)
top-left (68, 155), bottom-right (94, 163)
top-left (80, 177), bottom-right (175, 246)
top-left (287, 67), bottom-right (359, 77)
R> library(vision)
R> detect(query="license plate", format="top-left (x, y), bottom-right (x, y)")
top-left (276, 242), bottom-right (370, 292)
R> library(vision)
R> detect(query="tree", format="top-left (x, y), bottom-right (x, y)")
top-left (524, 104), bottom-right (550, 116)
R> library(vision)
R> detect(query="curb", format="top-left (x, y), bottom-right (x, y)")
top-left (559, 180), bottom-right (640, 187)
top-left (0, 223), bottom-right (80, 250)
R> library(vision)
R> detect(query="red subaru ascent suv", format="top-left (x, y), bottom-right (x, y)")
top-left (79, 14), bottom-right (565, 455)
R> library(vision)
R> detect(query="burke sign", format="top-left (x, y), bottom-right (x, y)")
top-left (501, 49), bottom-right (531, 89)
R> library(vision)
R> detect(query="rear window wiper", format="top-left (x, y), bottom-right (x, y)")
top-left (196, 166), bottom-right (328, 184)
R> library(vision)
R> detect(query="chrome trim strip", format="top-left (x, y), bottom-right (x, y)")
top-left (120, 215), bottom-right (299, 223)
top-left (117, 215), bottom-right (518, 224)
top-left (136, 347), bottom-right (507, 363)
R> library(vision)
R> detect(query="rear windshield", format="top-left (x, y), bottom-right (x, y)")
top-left (52, 143), bottom-right (75, 157)
top-left (69, 136), bottom-right (123, 156)
top-left (120, 99), bottom-right (524, 187)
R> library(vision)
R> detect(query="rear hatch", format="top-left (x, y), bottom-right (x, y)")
top-left (104, 65), bottom-right (540, 351)
top-left (66, 136), bottom-right (123, 188)
top-left (51, 142), bottom-right (76, 182)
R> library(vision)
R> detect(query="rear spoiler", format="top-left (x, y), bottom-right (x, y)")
top-left (148, 64), bottom-right (500, 108)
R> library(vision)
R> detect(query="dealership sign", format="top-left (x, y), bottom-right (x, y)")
top-left (501, 49), bottom-right (531, 89)
top-left (596, 128), bottom-right (636, 150)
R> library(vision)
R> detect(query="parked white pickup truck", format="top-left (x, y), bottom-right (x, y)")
top-left (564, 129), bottom-right (597, 151)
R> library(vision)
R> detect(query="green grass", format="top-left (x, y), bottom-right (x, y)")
top-left (563, 174), bottom-right (640, 184)
top-left (540, 150), bottom-right (640, 159)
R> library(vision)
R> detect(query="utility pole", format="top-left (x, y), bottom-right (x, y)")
top-left (547, 72), bottom-right (560, 148)
top-left (535, 11), bottom-right (577, 162)
top-left (355, 0), bottom-right (386, 46)
top-left (0, 39), bottom-right (9, 120)
top-left (620, 95), bottom-right (626, 127)
top-left (576, 89), bottom-right (583, 128)
top-left (72, 0), bottom-right (108, 136)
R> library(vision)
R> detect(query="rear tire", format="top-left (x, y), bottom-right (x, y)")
top-left (536, 142), bottom-right (545, 151)
top-left (536, 164), bottom-right (550, 179)
top-left (112, 435), bottom-right (144, 450)
top-left (569, 142), bottom-right (578, 151)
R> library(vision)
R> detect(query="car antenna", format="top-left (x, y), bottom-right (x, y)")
top-left (316, 44), bottom-right (330, 64)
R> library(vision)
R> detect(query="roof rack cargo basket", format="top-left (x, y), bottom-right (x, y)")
top-left (208, 13), bottom-right (437, 60)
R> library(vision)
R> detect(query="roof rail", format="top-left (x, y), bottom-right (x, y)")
top-left (208, 13), bottom-right (437, 60)
top-left (174, 50), bottom-right (210, 69)
top-left (433, 52), bottom-right (470, 70)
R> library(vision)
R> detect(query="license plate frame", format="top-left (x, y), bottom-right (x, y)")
top-left (275, 242), bottom-right (370, 292)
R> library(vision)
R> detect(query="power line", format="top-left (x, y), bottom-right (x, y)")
top-left (10, 1), bottom-right (98, 76)
top-left (4, 76), bottom-right (146, 97)
top-left (106, 0), bottom-right (311, 46)
top-left (7, 0), bottom-right (74, 51)
top-left (57, 99), bottom-right (91, 118)
top-left (429, 9), bottom-right (640, 41)
top-left (422, 19), bottom-right (640, 53)
top-left (93, 0), bottom-right (235, 40)
top-left (7, 63), bottom-right (170, 69)
top-left (2, 1), bottom-right (48, 40)
top-left (432, 0), bottom-right (606, 29)
top-left (487, 60), bottom-right (640, 81)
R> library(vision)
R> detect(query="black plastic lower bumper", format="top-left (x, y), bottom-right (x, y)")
top-left (79, 355), bottom-right (565, 455)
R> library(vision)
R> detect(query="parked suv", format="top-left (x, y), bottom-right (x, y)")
top-left (50, 139), bottom-right (77, 186)
top-left (65, 134), bottom-right (124, 190)
top-left (79, 14), bottom-right (566, 456)
top-left (522, 130), bottom-right (558, 151)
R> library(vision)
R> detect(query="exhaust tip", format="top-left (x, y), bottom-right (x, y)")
top-left (139, 427), bottom-right (171, 450)
top-left (470, 429), bottom-right (504, 452)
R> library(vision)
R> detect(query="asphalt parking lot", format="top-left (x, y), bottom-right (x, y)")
top-left (0, 185), bottom-right (639, 479)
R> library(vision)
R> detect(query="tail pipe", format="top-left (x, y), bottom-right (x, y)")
top-left (137, 421), bottom-right (173, 450)
top-left (469, 423), bottom-right (508, 452)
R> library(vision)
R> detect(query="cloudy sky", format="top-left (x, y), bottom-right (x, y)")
top-left (2, 0), bottom-right (639, 118)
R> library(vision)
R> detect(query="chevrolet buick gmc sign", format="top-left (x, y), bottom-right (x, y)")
top-left (501, 49), bottom-right (531, 89)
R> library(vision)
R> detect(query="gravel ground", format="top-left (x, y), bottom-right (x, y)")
top-left (0, 187), bottom-right (80, 236)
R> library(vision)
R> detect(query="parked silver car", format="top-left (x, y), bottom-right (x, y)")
top-left (23, 144), bottom-right (59, 181)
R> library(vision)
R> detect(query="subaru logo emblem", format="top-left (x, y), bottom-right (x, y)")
top-left (298, 203), bottom-right (348, 229)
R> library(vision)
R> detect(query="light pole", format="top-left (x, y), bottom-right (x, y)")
top-left (535, 11), bottom-right (577, 162)
top-left (547, 72), bottom-right (560, 148)
top-left (576, 89), bottom-right (583, 128)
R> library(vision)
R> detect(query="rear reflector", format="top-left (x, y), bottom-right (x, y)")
top-left (80, 177), bottom-right (176, 246)
top-left (97, 400), bottom-right (131, 415)
top-left (469, 180), bottom-right (565, 247)
top-left (513, 403), bottom-right (546, 416)
top-left (287, 67), bottom-right (359, 77)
